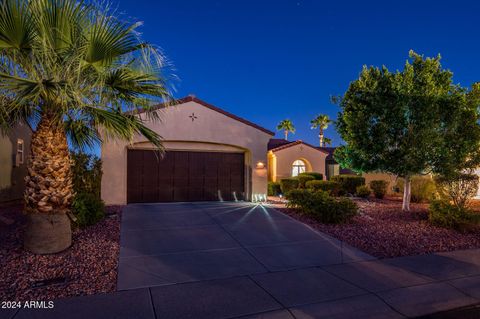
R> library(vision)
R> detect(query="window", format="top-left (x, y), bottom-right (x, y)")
top-left (16, 139), bottom-right (24, 165)
top-left (291, 159), bottom-right (306, 177)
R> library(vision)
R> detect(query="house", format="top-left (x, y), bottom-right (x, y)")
top-left (0, 122), bottom-right (32, 204)
top-left (101, 96), bottom-right (274, 205)
top-left (267, 139), bottom-right (329, 181)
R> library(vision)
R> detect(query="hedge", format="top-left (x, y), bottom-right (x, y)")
top-left (287, 189), bottom-right (358, 224)
top-left (268, 182), bottom-right (282, 196)
top-left (330, 174), bottom-right (365, 195)
top-left (298, 172), bottom-right (324, 180)
top-left (280, 178), bottom-right (299, 195)
top-left (306, 180), bottom-right (340, 196)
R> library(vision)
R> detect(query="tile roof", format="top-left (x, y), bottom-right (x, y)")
top-left (267, 138), bottom-right (293, 150)
top-left (269, 139), bottom-right (329, 154)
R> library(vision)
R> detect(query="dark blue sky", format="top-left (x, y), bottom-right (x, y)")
top-left (115, 0), bottom-right (480, 146)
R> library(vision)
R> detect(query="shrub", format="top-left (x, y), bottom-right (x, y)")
top-left (297, 175), bottom-right (315, 188)
top-left (71, 152), bottom-right (103, 197)
top-left (306, 180), bottom-right (341, 195)
top-left (429, 199), bottom-right (479, 230)
top-left (71, 152), bottom-right (104, 227)
top-left (268, 182), bottom-right (282, 196)
top-left (331, 174), bottom-right (365, 195)
top-left (299, 172), bottom-right (324, 180)
top-left (280, 178), bottom-right (299, 196)
top-left (72, 192), bottom-right (105, 228)
top-left (396, 176), bottom-right (436, 203)
top-left (356, 185), bottom-right (371, 198)
top-left (370, 180), bottom-right (388, 199)
top-left (287, 189), bottom-right (358, 224)
top-left (434, 174), bottom-right (479, 210)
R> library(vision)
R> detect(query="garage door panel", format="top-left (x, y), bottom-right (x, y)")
top-left (127, 150), bottom-right (245, 203)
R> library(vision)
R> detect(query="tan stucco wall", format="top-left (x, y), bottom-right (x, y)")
top-left (269, 144), bottom-right (328, 181)
top-left (0, 135), bottom-right (12, 190)
top-left (363, 172), bottom-right (398, 194)
top-left (0, 121), bottom-right (32, 203)
top-left (101, 100), bottom-right (272, 205)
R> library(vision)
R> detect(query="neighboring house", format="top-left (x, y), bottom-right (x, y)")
top-left (267, 139), bottom-right (329, 181)
top-left (101, 96), bottom-right (274, 205)
top-left (0, 122), bottom-right (32, 204)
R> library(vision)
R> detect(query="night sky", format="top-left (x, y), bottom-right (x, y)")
top-left (113, 0), bottom-right (480, 147)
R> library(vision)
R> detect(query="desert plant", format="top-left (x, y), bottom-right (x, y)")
top-left (287, 189), bottom-right (357, 223)
top-left (306, 180), bottom-right (340, 196)
top-left (370, 180), bottom-right (388, 199)
top-left (356, 185), bottom-right (371, 198)
top-left (429, 199), bottom-right (479, 230)
top-left (0, 0), bottom-right (172, 254)
top-left (299, 172), bottom-right (324, 180)
top-left (434, 174), bottom-right (479, 210)
top-left (331, 174), bottom-right (365, 195)
top-left (268, 182), bottom-right (282, 196)
top-left (280, 178), bottom-right (299, 196)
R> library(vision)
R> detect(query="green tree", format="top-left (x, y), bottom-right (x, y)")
top-left (335, 51), bottom-right (480, 211)
top-left (310, 114), bottom-right (331, 147)
top-left (0, 0), bottom-right (172, 253)
top-left (277, 119), bottom-right (295, 140)
top-left (323, 137), bottom-right (332, 147)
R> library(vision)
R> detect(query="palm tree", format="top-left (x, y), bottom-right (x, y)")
top-left (276, 119), bottom-right (295, 140)
top-left (0, 0), bottom-right (172, 254)
top-left (310, 114), bottom-right (332, 147)
top-left (323, 137), bottom-right (332, 147)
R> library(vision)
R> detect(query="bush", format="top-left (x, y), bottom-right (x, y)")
top-left (280, 178), bottom-right (299, 196)
top-left (306, 180), bottom-right (341, 196)
top-left (299, 172), bottom-right (324, 180)
top-left (331, 174), bottom-right (365, 195)
top-left (287, 189), bottom-right (358, 224)
top-left (396, 176), bottom-right (436, 203)
top-left (71, 152), bottom-right (103, 197)
top-left (370, 180), bottom-right (388, 199)
top-left (434, 174), bottom-right (479, 210)
top-left (268, 182), bottom-right (282, 196)
top-left (71, 152), bottom-right (104, 227)
top-left (297, 175), bottom-right (315, 188)
top-left (356, 185), bottom-right (371, 198)
top-left (429, 199), bottom-right (479, 230)
top-left (72, 192), bottom-right (105, 228)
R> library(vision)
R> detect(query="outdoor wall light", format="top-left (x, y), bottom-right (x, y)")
top-left (256, 161), bottom-right (265, 169)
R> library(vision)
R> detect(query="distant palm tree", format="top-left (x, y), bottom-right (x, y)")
top-left (0, 0), bottom-right (172, 254)
top-left (323, 137), bottom-right (332, 147)
top-left (277, 119), bottom-right (295, 140)
top-left (311, 114), bottom-right (332, 147)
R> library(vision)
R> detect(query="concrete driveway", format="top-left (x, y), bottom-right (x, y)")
top-left (117, 202), bottom-right (374, 290)
top-left (12, 202), bottom-right (479, 319)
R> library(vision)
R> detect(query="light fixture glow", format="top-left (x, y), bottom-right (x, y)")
top-left (256, 161), bottom-right (265, 169)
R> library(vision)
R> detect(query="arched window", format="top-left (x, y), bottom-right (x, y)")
top-left (292, 159), bottom-right (306, 177)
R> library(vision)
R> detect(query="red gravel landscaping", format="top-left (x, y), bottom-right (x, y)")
top-left (0, 205), bottom-right (123, 301)
top-left (273, 197), bottom-right (480, 258)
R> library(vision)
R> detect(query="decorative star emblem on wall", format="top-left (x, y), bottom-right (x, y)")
top-left (189, 113), bottom-right (198, 122)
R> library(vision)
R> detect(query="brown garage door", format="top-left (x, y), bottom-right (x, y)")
top-left (127, 150), bottom-right (245, 203)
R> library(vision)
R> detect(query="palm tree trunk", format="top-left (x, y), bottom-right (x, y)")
top-left (24, 113), bottom-right (73, 254)
top-left (319, 129), bottom-right (324, 147)
top-left (284, 130), bottom-right (288, 140)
